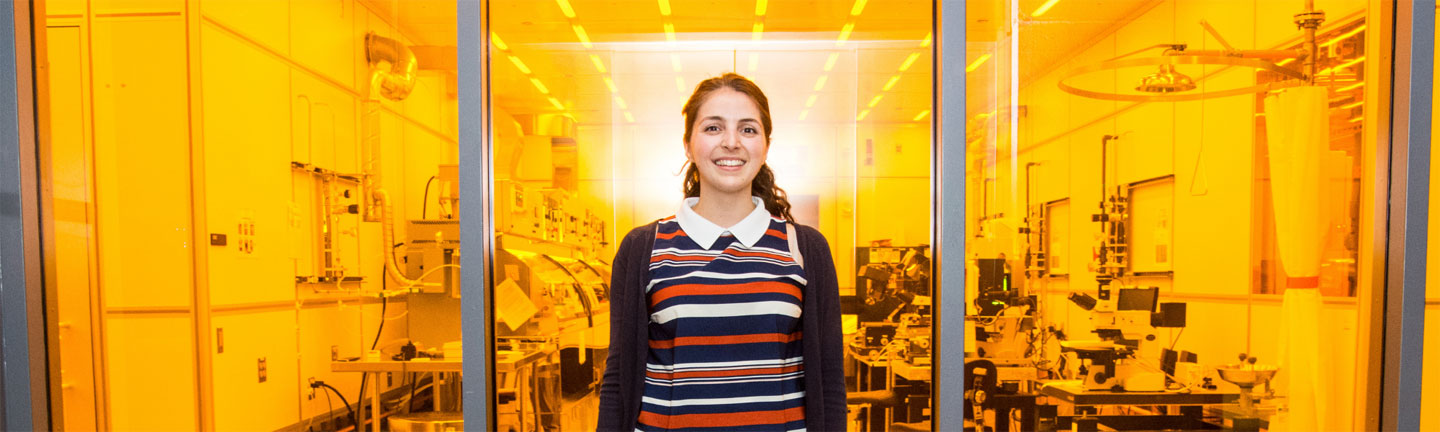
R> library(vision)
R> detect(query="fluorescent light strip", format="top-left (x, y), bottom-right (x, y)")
top-left (836, 22), bottom-right (854, 47)
top-left (658, 0), bottom-right (671, 16)
top-left (966, 54), bottom-right (991, 72)
top-left (530, 78), bottom-right (551, 94)
top-left (624, 111), bottom-right (636, 123)
top-left (508, 56), bottom-right (532, 74)
top-left (1276, 58), bottom-right (1295, 66)
top-left (823, 53), bottom-right (840, 71)
top-left (805, 94), bottom-right (818, 107)
top-left (856, 109), bottom-right (870, 121)
top-left (1320, 25), bottom-right (1365, 48)
top-left (813, 75), bottom-right (828, 91)
top-left (1338, 81), bottom-right (1365, 92)
top-left (850, 0), bottom-right (868, 16)
top-left (1340, 100), bottom-right (1363, 110)
top-left (491, 32), bottom-right (509, 51)
top-left (549, 97), bottom-right (565, 110)
top-left (671, 54), bottom-right (682, 73)
top-left (748, 53), bottom-right (759, 72)
top-left (614, 96), bottom-right (628, 110)
top-left (898, 53), bottom-right (921, 71)
top-left (603, 76), bottom-right (618, 93)
top-left (1318, 56), bottom-right (1365, 75)
top-left (883, 75), bottom-right (901, 91)
top-left (755, 0), bottom-right (767, 15)
top-left (752, 22), bottom-right (764, 41)
top-left (1348, 116), bottom-right (1362, 123)
top-left (799, 109), bottom-right (809, 121)
top-left (913, 110), bottom-right (930, 121)
top-left (867, 95), bottom-right (883, 108)
top-left (1032, 0), bottom-right (1061, 17)
top-left (556, 0), bottom-right (576, 18)
top-left (589, 55), bottom-right (607, 74)
top-left (572, 24), bottom-right (593, 48)
top-left (921, 32), bottom-right (932, 47)
top-left (675, 76), bottom-right (686, 92)
top-left (665, 23), bottom-right (677, 42)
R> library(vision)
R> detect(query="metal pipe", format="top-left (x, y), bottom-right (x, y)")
top-left (366, 32), bottom-right (418, 101)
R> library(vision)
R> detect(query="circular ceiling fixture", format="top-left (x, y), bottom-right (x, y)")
top-left (1058, 55), bottom-right (1305, 102)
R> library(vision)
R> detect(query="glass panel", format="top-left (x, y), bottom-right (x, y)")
top-left (1422, 6), bottom-right (1439, 430)
top-left (39, 0), bottom-right (458, 430)
top-left (966, 0), bottom-right (1380, 430)
top-left (487, 1), bottom-right (934, 430)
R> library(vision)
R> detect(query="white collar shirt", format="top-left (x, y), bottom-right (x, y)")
top-left (675, 196), bottom-right (772, 249)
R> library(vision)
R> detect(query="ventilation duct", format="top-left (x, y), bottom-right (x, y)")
top-left (366, 32), bottom-right (417, 101)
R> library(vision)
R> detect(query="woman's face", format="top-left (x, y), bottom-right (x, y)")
top-left (686, 88), bottom-right (769, 198)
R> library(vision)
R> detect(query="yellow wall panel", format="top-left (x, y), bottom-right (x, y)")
top-left (297, 305), bottom-right (366, 419)
top-left (201, 0), bottom-right (290, 56)
top-left (211, 311), bottom-right (300, 430)
top-left (292, 61), bottom-right (359, 172)
top-left (91, 17), bottom-right (193, 308)
top-left (107, 315), bottom-right (197, 431)
top-left (290, 0), bottom-right (357, 90)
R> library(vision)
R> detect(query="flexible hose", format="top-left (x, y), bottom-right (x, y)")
top-left (374, 189), bottom-right (422, 287)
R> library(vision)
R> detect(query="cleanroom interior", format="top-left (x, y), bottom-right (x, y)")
top-left (28, 0), bottom-right (1440, 431)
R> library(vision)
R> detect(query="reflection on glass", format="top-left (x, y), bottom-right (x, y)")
top-left (965, 0), bottom-right (1378, 430)
top-left (1422, 9), bottom-right (1439, 431)
top-left (489, 1), bottom-right (933, 430)
top-left (40, 0), bottom-right (458, 430)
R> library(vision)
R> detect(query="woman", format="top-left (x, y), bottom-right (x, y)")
top-left (597, 73), bottom-right (845, 431)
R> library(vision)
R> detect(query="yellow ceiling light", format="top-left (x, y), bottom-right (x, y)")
top-left (665, 23), bottom-right (677, 42)
top-left (491, 32), bottom-right (509, 51)
top-left (671, 54), bottom-right (683, 73)
top-left (849, 0), bottom-right (868, 16)
top-left (1031, 0), bottom-right (1061, 17)
top-left (966, 53), bottom-right (991, 72)
top-left (1318, 56), bottom-right (1365, 75)
top-left (1348, 115), bottom-right (1362, 123)
top-left (675, 76), bottom-right (686, 92)
top-left (556, 0), bottom-right (576, 18)
top-left (1320, 25), bottom-right (1365, 48)
top-left (549, 97), bottom-right (565, 110)
top-left (856, 109), bottom-right (871, 121)
top-left (603, 76), bottom-right (618, 93)
top-left (867, 94), bottom-right (883, 108)
top-left (748, 53), bottom-right (759, 72)
top-left (530, 77), bottom-right (551, 94)
top-left (1338, 81), bottom-right (1365, 92)
top-left (624, 111), bottom-right (636, 123)
top-left (572, 24), bottom-right (593, 48)
top-left (898, 52), bottom-right (921, 71)
top-left (798, 109), bottom-right (810, 121)
top-left (813, 75), bottom-right (828, 91)
top-left (883, 75), bottom-right (901, 91)
top-left (614, 96), bottom-right (629, 110)
top-left (921, 32), bottom-right (932, 47)
top-left (804, 94), bottom-right (817, 107)
top-left (1340, 100), bottom-right (1363, 109)
top-left (508, 56), bottom-right (532, 74)
top-left (823, 53), bottom-right (840, 71)
top-left (836, 22), bottom-right (855, 47)
top-left (752, 22), bottom-right (764, 41)
top-left (590, 54), bottom-right (607, 74)
top-left (913, 109), bottom-right (930, 121)
top-left (755, 0), bottom-right (767, 15)
top-left (658, 0), bottom-right (671, 16)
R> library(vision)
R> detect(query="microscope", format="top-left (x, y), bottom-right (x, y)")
top-left (1061, 287), bottom-right (1185, 392)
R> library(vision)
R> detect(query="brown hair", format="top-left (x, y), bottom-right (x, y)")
top-left (680, 73), bottom-right (794, 222)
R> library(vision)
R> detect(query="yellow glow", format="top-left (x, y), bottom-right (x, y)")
top-left (836, 23), bottom-right (854, 46)
top-left (1276, 58), bottom-right (1295, 66)
top-left (755, 0), bottom-right (767, 15)
top-left (1348, 115), bottom-right (1363, 123)
top-left (508, 56), bottom-right (532, 74)
top-left (1340, 100), bottom-right (1363, 110)
top-left (883, 75), bottom-right (901, 91)
top-left (624, 111), bottom-right (636, 123)
top-left (813, 75), bottom-right (828, 91)
top-left (614, 96), bottom-right (628, 110)
top-left (799, 109), bottom-right (810, 121)
top-left (548, 97), bottom-right (565, 110)
top-left (603, 76), bottom-right (618, 93)
top-left (857, 109), bottom-right (871, 121)
top-left (1320, 25), bottom-right (1365, 48)
top-left (665, 23), bottom-right (676, 42)
top-left (966, 54), bottom-right (991, 72)
top-left (670, 55), bottom-right (682, 73)
top-left (491, 32), bottom-right (509, 51)
top-left (805, 94), bottom-right (818, 107)
top-left (572, 24), bottom-right (593, 48)
top-left (1031, 0), bottom-right (1061, 17)
top-left (589, 54), bottom-right (607, 74)
top-left (1318, 56), bottom-right (1365, 75)
top-left (867, 95), bottom-right (883, 108)
top-left (556, 0), bottom-right (576, 18)
top-left (850, 0), bottom-right (868, 15)
top-left (675, 76), bottom-right (686, 92)
top-left (823, 53), bottom-right (840, 71)
top-left (898, 53), bottom-right (921, 71)
top-left (921, 32), bottom-right (932, 47)
top-left (748, 53), bottom-right (759, 72)
top-left (530, 77), bottom-right (550, 94)
top-left (658, 0), bottom-right (671, 15)
top-left (913, 110), bottom-right (930, 121)
top-left (752, 22), bottom-right (764, 41)
top-left (1338, 81), bottom-right (1365, 92)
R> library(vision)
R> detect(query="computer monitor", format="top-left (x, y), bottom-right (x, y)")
top-left (1116, 287), bottom-right (1159, 312)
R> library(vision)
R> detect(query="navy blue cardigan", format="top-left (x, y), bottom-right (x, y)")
top-left (596, 221), bottom-right (846, 431)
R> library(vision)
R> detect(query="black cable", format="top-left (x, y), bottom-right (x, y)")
top-left (312, 381), bottom-right (354, 431)
top-left (409, 372), bottom-right (419, 413)
top-left (421, 175), bottom-right (438, 219)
